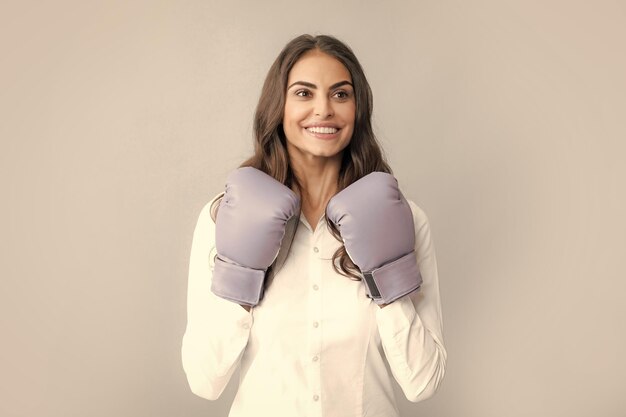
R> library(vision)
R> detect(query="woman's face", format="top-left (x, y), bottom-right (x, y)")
top-left (283, 50), bottom-right (356, 162)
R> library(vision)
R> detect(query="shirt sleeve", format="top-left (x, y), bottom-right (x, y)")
top-left (181, 193), bottom-right (253, 400)
top-left (375, 199), bottom-right (447, 403)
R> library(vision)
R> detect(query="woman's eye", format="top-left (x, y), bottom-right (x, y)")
top-left (333, 91), bottom-right (351, 99)
top-left (295, 90), bottom-right (311, 97)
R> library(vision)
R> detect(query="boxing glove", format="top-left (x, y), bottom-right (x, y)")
top-left (326, 172), bottom-right (422, 305)
top-left (211, 167), bottom-right (300, 306)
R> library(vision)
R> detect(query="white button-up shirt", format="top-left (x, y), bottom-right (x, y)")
top-left (181, 192), bottom-right (447, 417)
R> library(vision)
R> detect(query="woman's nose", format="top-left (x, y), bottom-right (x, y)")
top-left (314, 97), bottom-right (334, 118)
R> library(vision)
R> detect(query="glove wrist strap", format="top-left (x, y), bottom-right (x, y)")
top-left (362, 251), bottom-right (422, 305)
top-left (211, 257), bottom-right (266, 306)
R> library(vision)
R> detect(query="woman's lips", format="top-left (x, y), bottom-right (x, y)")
top-left (304, 126), bottom-right (341, 140)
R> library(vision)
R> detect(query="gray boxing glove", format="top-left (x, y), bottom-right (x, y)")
top-left (211, 167), bottom-right (300, 306)
top-left (326, 172), bottom-right (422, 305)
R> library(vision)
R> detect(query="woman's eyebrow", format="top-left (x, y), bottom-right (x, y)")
top-left (287, 80), bottom-right (354, 90)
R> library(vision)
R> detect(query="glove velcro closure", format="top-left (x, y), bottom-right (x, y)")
top-left (211, 258), bottom-right (266, 306)
top-left (362, 250), bottom-right (422, 305)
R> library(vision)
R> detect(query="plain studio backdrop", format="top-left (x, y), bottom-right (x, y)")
top-left (1, 1), bottom-right (624, 416)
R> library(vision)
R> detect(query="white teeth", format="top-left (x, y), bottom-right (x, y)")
top-left (307, 126), bottom-right (338, 134)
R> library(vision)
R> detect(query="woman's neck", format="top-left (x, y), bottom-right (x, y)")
top-left (289, 154), bottom-right (342, 230)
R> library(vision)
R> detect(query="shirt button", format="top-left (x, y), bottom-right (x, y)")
top-left (313, 321), bottom-right (319, 328)
top-left (313, 247), bottom-right (319, 253)
top-left (312, 284), bottom-right (319, 291)
top-left (313, 394), bottom-right (319, 401)
top-left (312, 355), bottom-right (319, 362)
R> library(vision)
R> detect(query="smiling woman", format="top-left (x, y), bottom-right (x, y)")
top-left (181, 34), bottom-right (447, 417)
top-left (283, 52), bottom-right (356, 164)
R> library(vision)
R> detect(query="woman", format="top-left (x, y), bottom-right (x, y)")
top-left (181, 34), bottom-right (446, 416)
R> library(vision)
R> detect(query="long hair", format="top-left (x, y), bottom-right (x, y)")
top-left (213, 34), bottom-right (392, 280)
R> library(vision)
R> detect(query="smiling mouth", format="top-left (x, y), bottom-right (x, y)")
top-left (306, 126), bottom-right (339, 134)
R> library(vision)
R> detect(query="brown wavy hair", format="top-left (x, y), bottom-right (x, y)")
top-left (212, 34), bottom-right (392, 280)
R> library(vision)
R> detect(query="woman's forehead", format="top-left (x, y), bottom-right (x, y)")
top-left (288, 50), bottom-right (352, 85)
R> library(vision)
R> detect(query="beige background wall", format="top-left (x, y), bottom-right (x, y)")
top-left (1, 0), bottom-right (624, 416)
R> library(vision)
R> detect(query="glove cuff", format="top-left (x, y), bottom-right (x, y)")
top-left (363, 250), bottom-right (422, 305)
top-left (211, 257), bottom-right (266, 306)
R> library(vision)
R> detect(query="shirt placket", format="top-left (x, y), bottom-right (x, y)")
top-left (308, 226), bottom-right (323, 415)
